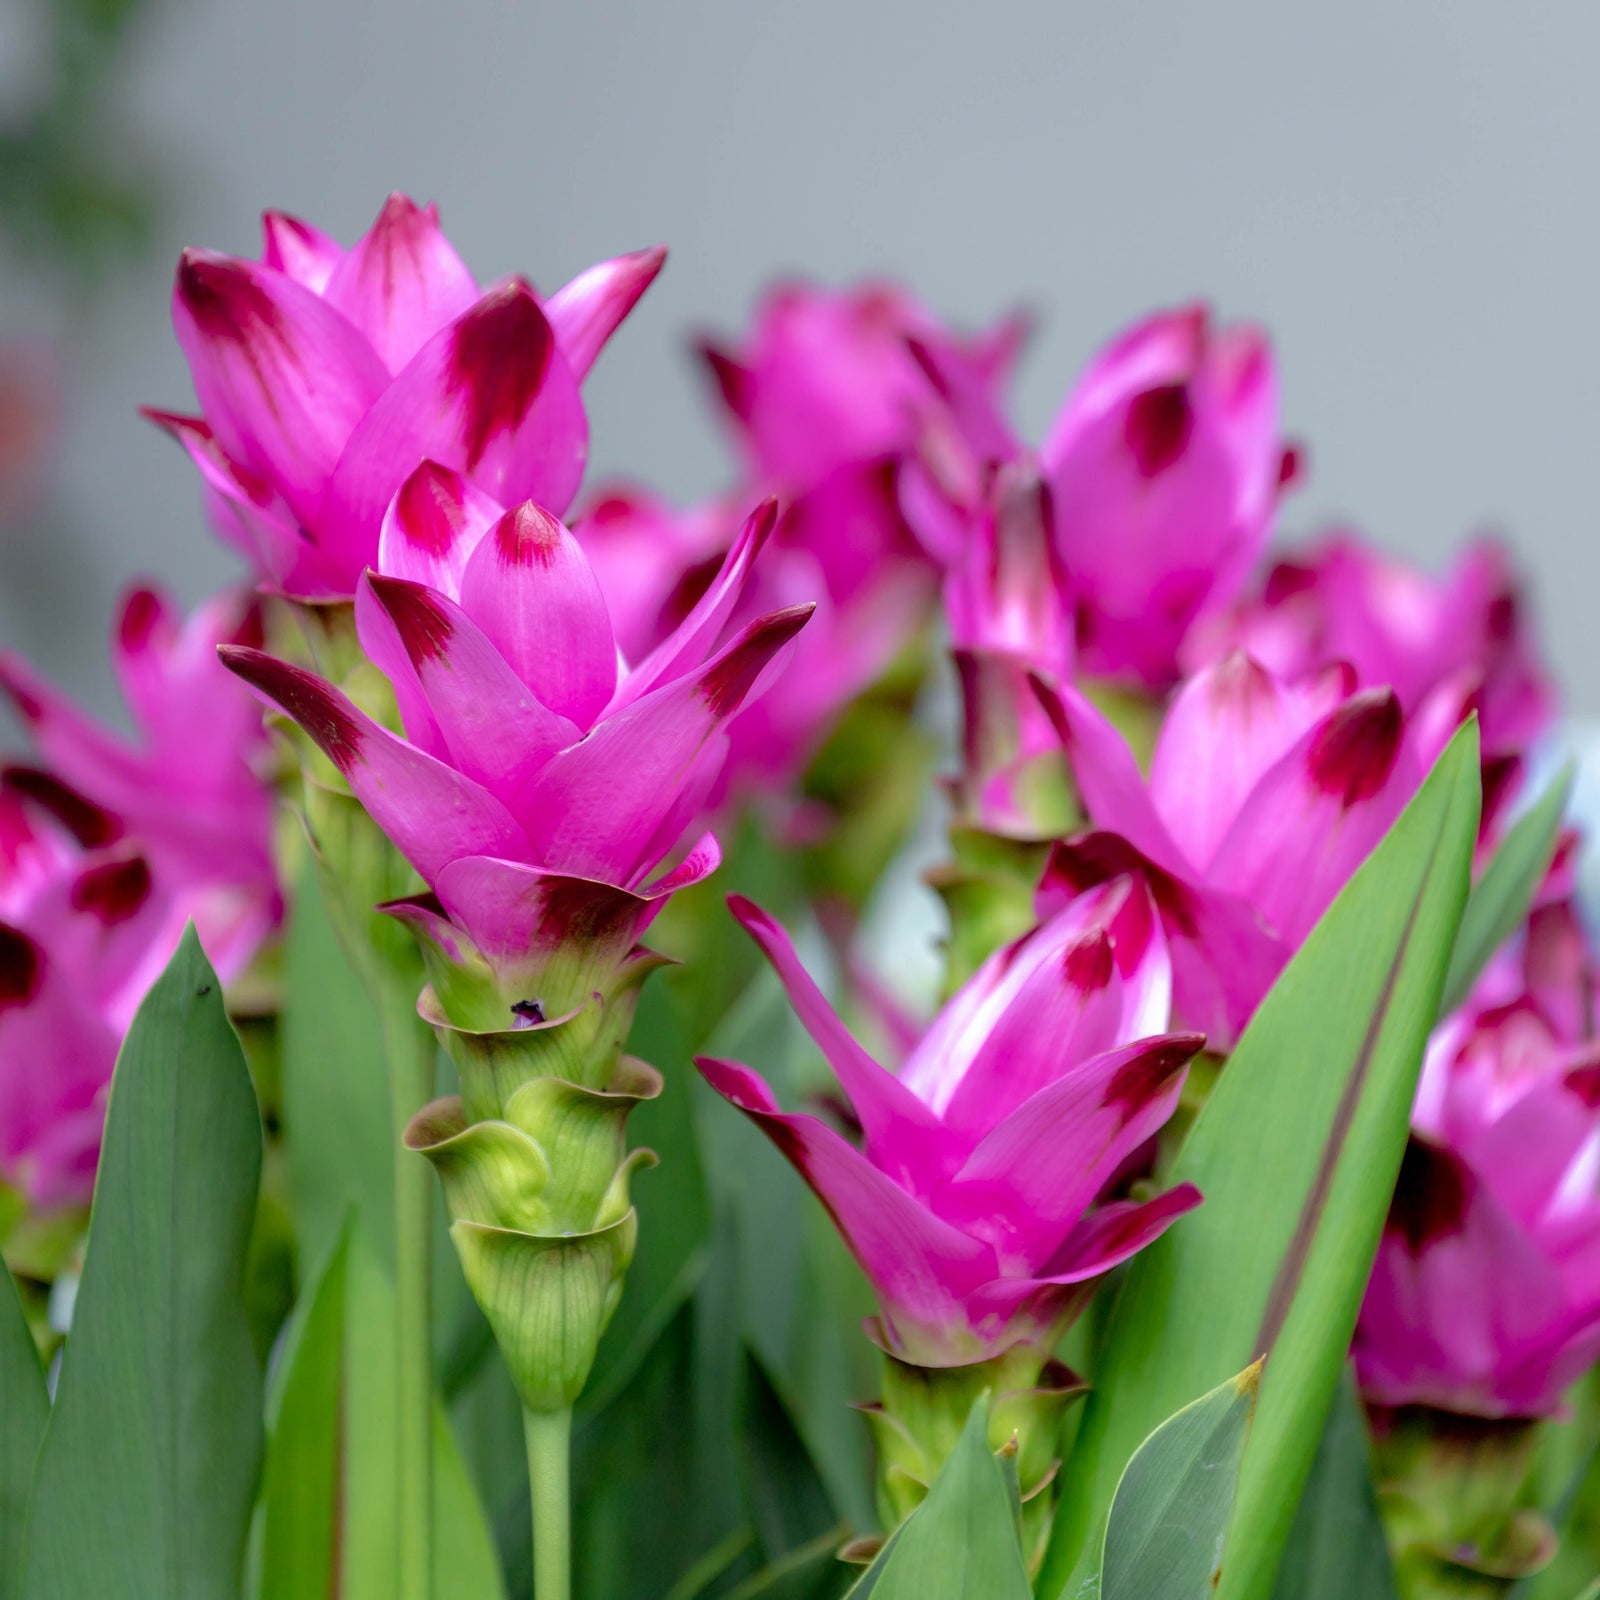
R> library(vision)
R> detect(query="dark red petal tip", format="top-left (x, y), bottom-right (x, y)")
top-left (1306, 690), bottom-right (1404, 805)
top-left (70, 856), bottom-right (154, 926)
top-left (698, 604), bottom-right (814, 718)
top-left (367, 573), bottom-right (455, 664)
top-left (492, 501), bottom-right (567, 567)
top-left (1062, 929), bottom-right (1115, 993)
top-left (394, 460), bottom-right (473, 556)
top-left (1124, 382), bottom-right (1194, 478)
top-left (117, 587), bottom-right (168, 654)
top-left (695, 338), bottom-right (755, 423)
top-left (1389, 1138), bottom-right (1471, 1253)
top-left (1, 767), bottom-right (122, 848)
top-left (0, 922), bottom-right (42, 1011)
top-left (449, 282), bottom-right (555, 470)
top-left (218, 646), bottom-right (366, 774)
top-left (1106, 1033), bottom-right (1206, 1110)
top-left (176, 250), bottom-right (283, 345)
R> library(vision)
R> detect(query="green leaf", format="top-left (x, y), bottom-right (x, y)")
top-left (0, 1267), bottom-right (45, 1600)
top-left (1270, 1372), bottom-right (1397, 1600)
top-left (864, 1397), bottom-right (1031, 1600)
top-left (258, 1220), bottom-right (505, 1600)
top-left (19, 927), bottom-right (264, 1599)
top-left (738, 1345), bottom-right (843, 1563)
top-left (1041, 723), bottom-right (1481, 1600)
top-left (1102, 1363), bottom-right (1261, 1599)
top-left (1440, 762), bottom-right (1572, 1016)
top-left (721, 1526), bottom-right (854, 1600)
top-left (281, 856), bottom-right (396, 1274)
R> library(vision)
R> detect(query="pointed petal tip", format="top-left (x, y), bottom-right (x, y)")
top-left (216, 646), bottom-right (366, 774)
top-left (363, 570), bottom-right (456, 665)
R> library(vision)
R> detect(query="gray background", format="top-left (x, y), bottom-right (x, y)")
top-left (2, 0), bottom-right (1597, 717)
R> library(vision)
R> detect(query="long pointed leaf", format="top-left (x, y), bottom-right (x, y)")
top-left (19, 927), bottom-right (264, 1599)
top-left (1440, 762), bottom-right (1572, 1015)
top-left (1041, 722), bottom-right (1480, 1600)
top-left (1102, 1363), bottom-right (1261, 1599)
top-left (1270, 1372), bottom-right (1398, 1600)
top-left (864, 1397), bottom-right (1031, 1600)
top-left (0, 1268), bottom-right (45, 1600)
top-left (259, 1220), bottom-right (505, 1600)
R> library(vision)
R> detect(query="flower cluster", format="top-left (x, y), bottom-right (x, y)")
top-left (575, 282), bottom-right (1019, 803)
top-left (5, 178), bottom-right (1593, 1596)
top-left (0, 585), bottom-right (279, 1206)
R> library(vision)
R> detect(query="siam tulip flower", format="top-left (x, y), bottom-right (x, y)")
top-left (1032, 650), bottom-right (1459, 1049)
top-left (1354, 915), bottom-right (1600, 1421)
top-left (0, 584), bottom-right (282, 981)
top-left (697, 881), bottom-right (1199, 1365)
top-left (620, 278), bottom-right (1025, 798)
top-left (222, 468), bottom-right (809, 1010)
top-left (697, 279), bottom-right (1023, 497)
top-left (1036, 303), bottom-right (1297, 691)
top-left (697, 881), bottom-right (1201, 1550)
top-left (222, 473), bottom-right (811, 1416)
top-left (0, 760), bottom-right (246, 1211)
top-left (147, 192), bottom-right (665, 598)
top-left (1184, 532), bottom-right (1555, 835)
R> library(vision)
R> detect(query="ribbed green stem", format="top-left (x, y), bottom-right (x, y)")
top-left (383, 992), bottom-right (437, 1600)
top-left (524, 1407), bottom-right (573, 1600)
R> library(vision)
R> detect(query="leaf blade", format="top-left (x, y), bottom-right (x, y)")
top-left (1440, 761), bottom-right (1572, 1016)
top-left (1101, 1363), bottom-right (1260, 1600)
top-left (867, 1397), bottom-right (1030, 1600)
top-left (1041, 723), bottom-right (1481, 1600)
top-left (0, 1267), bottom-right (45, 1600)
top-left (19, 927), bottom-right (264, 1600)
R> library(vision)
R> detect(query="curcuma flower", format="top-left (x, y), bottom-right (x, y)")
top-left (0, 775), bottom-right (142, 1209)
top-left (1037, 303), bottom-right (1296, 691)
top-left (0, 586), bottom-right (281, 1210)
top-left (604, 278), bottom-right (1024, 799)
top-left (0, 584), bottom-right (282, 982)
top-left (697, 883), bottom-right (1199, 1361)
top-left (697, 883), bottom-right (1200, 1546)
top-left (1032, 650), bottom-right (1461, 1050)
top-left (223, 473), bottom-right (809, 1411)
top-left (1355, 910), bottom-right (1600, 1421)
top-left (1184, 531), bottom-right (1554, 837)
top-left (147, 192), bottom-right (664, 598)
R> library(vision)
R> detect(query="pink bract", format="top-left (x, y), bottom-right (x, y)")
top-left (223, 467), bottom-right (811, 963)
top-left (697, 881), bottom-right (1201, 1366)
top-left (1038, 303), bottom-right (1295, 690)
top-left (150, 193), bottom-right (665, 598)
top-left (1032, 650), bottom-right (1467, 1049)
top-left (1355, 910), bottom-right (1600, 1418)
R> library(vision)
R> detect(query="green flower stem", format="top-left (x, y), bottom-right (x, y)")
top-left (524, 1406), bottom-right (573, 1600)
top-left (382, 988), bottom-right (437, 1600)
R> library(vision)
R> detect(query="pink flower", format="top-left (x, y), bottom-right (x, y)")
top-left (1033, 651), bottom-right (1453, 1049)
top-left (697, 882), bottom-right (1201, 1366)
top-left (1185, 532), bottom-right (1554, 833)
top-left (222, 467), bottom-right (810, 976)
top-left (582, 280), bottom-right (1021, 796)
top-left (1354, 915), bottom-right (1600, 1418)
top-left (1038, 304), bottom-right (1295, 690)
top-left (0, 769), bottom-right (202, 1209)
top-left (698, 280), bottom-right (1021, 494)
top-left (148, 193), bottom-right (665, 598)
top-left (0, 585), bottom-right (282, 980)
